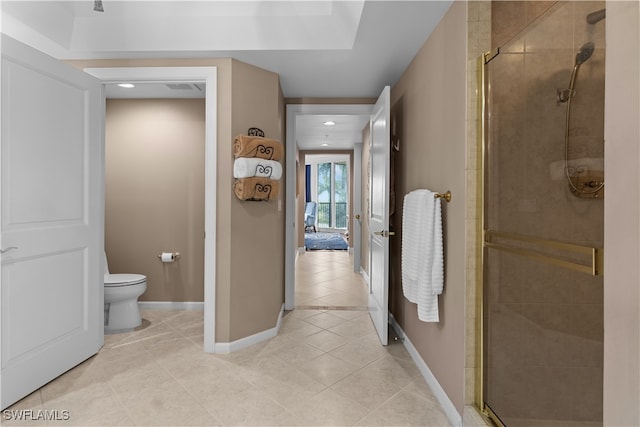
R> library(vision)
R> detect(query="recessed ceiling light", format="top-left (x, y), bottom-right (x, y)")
top-left (323, 121), bottom-right (336, 126)
top-left (321, 143), bottom-right (329, 147)
top-left (118, 83), bottom-right (135, 88)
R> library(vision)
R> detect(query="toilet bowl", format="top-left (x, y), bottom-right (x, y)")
top-left (104, 254), bottom-right (147, 334)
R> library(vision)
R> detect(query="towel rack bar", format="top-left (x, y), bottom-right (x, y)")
top-left (484, 230), bottom-right (602, 276)
top-left (434, 191), bottom-right (452, 202)
top-left (484, 241), bottom-right (597, 276)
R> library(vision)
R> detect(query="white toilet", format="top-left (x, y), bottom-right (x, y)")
top-left (104, 253), bottom-right (147, 333)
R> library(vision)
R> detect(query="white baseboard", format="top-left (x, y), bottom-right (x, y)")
top-left (360, 267), bottom-right (370, 286)
top-left (139, 301), bottom-right (204, 311)
top-left (389, 314), bottom-right (463, 427)
top-left (214, 304), bottom-right (284, 354)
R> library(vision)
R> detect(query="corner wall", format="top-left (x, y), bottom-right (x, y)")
top-left (388, 1), bottom-right (467, 414)
top-left (228, 59), bottom-right (285, 342)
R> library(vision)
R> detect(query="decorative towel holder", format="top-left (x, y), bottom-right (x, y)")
top-left (434, 191), bottom-right (452, 203)
top-left (247, 127), bottom-right (264, 137)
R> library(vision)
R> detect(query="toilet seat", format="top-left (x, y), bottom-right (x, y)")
top-left (104, 273), bottom-right (146, 287)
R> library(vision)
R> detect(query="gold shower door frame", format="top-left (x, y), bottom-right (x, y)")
top-left (479, 3), bottom-right (605, 422)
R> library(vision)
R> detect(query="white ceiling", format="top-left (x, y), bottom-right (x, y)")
top-left (1, 0), bottom-right (453, 149)
top-left (295, 114), bottom-right (370, 150)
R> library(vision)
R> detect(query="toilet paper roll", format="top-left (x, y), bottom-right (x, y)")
top-left (160, 252), bottom-right (175, 263)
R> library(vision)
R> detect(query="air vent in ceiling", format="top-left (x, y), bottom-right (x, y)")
top-left (165, 83), bottom-right (196, 91)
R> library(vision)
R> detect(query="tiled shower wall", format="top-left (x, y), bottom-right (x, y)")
top-left (483, 1), bottom-right (605, 423)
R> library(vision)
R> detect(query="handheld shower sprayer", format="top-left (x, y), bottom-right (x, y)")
top-left (575, 42), bottom-right (595, 67)
top-left (557, 42), bottom-right (595, 103)
top-left (558, 41), bottom-right (604, 197)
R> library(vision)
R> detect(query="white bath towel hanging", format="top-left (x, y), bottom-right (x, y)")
top-left (401, 189), bottom-right (444, 322)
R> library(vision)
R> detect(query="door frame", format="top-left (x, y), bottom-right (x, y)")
top-left (352, 142), bottom-right (362, 273)
top-left (84, 67), bottom-right (217, 353)
top-left (285, 104), bottom-right (372, 310)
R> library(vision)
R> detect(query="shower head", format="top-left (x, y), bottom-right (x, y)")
top-left (587, 9), bottom-right (605, 24)
top-left (575, 42), bottom-right (595, 66)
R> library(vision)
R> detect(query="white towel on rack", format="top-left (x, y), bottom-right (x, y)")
top-left (233, 158), bottom-right (282, 180)
top-left (401, 190), bottom-right (428, 303)
top-left (401, 189), bottom-right (444, 322)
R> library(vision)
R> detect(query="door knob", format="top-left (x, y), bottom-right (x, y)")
top-left (355, 214), bottom-right (361, 220)
top-left (0, 246), bottom-right (18, 254)
top-left (373, 230), bottom-right (395, 238)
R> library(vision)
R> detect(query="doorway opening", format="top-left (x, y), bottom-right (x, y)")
top-left (85, 67), bottom-right (217, 353)
top-left (285, 104), bottom-right (373, 311)
top-left (297, 152), bottom-right (366, 310)
top-left (104, 96), bottom-right (204, 314)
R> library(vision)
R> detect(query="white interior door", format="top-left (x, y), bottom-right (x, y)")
top-left (1, 35), bottom-right (104, 409)
top-left (368, 86), bottom-right (391, 345)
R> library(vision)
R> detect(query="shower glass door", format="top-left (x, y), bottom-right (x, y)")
top-left (482, 2), bottom-right (605, 426)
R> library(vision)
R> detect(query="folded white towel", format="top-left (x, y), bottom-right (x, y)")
top-left (401, 189), bottom-right (444, 322)
top-left (233, 158), bottom-right (282, 180)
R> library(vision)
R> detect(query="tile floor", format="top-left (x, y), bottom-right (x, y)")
top-left (3, 250), bottom-right (453, 426)
top-left (294, 249), bottom-right (369, 309)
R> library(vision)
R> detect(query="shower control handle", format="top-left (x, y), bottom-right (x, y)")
top-left (557, 88), bottom-right (573, 103)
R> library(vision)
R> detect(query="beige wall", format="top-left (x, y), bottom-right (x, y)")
top-left (105, 99), bottom-right (205, 302)
top-left (388, 1), bottom-right (467, 414)
top-left (228, 59), bottom-right (285, 341)
top-left (603, 1), bottom-right (640, 425)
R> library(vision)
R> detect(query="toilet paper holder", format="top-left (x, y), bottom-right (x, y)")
top-left (157, 252), bottom-right (181, 262)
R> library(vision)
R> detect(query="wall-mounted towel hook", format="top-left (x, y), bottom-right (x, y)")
top-left (434, 191), bottom-right (452, 203)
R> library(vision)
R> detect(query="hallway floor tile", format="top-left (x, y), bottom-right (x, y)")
top-left (3, 251), bottom-right (452, 426)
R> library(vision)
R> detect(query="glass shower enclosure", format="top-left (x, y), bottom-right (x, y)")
top-left (482, 2), bottom-right (605, 426)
